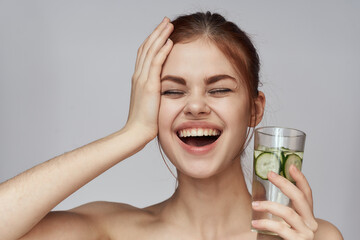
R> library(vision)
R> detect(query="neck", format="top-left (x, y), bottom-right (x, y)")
top-left (164, 158), bottom-right (253, 239)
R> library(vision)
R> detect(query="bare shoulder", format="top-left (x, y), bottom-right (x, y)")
top-left (20, 201), bottom-right (164, 240)
top-left (70, 201), bottom-right (162, 239)
top-left (20, 201), bottom-right (137, 240)
top-left (70, 200), bottom-right (158, 225)
top-left (70, 200), bottom-right (142, 216)
top-left (314, 218), bottom-right (343, 240)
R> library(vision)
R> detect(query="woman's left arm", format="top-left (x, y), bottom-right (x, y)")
top-left (251, 165), bottom-right (343, 240)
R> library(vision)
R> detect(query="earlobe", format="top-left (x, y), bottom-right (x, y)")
top-left (249, 91), bottom-right (266, 127)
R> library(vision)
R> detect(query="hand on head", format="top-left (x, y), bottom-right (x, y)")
top-left (126, 17), bottom-right (174, 141)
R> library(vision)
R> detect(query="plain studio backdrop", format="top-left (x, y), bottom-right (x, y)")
top-left (0, 0), bottom-right (358, 239)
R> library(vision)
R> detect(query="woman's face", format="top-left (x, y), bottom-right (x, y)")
top-left (158, 38), bottom-right (253, 179)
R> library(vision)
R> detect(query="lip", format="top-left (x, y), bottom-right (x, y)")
top-left (174, 121), bottom-right (222, 155)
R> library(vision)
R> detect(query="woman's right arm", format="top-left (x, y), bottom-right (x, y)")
top-left (0, 127), bottom-right (147, 240)
top-left (0, 17), bottom-right (174, 240)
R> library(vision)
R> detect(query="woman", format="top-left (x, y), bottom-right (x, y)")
top-left (0, 12), bottom-right (342, 240)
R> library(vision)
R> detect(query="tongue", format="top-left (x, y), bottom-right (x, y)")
top-left (183, 136), bottom-right (218, 147)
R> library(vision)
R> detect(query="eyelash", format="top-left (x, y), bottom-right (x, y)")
top-left (161, 90), bottom-right (184, 96)
top-left (161, 88), bottom-right (232, 96)
top-left (208, 88), bottom-right (232, 94)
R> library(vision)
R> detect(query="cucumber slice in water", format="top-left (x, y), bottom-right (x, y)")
top-left (267, 147), bottom-right (285, 165)
top-left (255, 152), bottom-right (280, 180)
top-left (294, 151), bottom-right (304, 159)
top-left (284, 154), bottom-right (302, 182)
top-left (254, 150), bottom-right (263, 158)
top-left (280, 146), bottom-right (290, 152)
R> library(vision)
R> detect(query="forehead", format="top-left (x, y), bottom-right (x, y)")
top-left (161, 38), bottom-right (239, 80)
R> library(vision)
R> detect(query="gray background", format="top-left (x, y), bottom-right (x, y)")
top-left (0, 0), bottom-right (358, 239)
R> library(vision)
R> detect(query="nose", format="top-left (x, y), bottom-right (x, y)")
top-left (183, 93), bottom-right (211, 117)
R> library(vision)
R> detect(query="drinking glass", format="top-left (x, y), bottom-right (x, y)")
top-left (251, 126), bottom-right (306, 235)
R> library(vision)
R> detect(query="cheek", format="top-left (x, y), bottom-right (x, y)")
top-left (231, 103), bottom-right (251, 127)
top-left (158, 99), bottom-right (182, 136)
top-left (158, 99), bottom-right (183, 165)
top-left (216, 101), bottom-right (251, 158)
top-left (211, 96), bottom-right (251, 151)
top-left (210, 96), bottom-right (251, 125)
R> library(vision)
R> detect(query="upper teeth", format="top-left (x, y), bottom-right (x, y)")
top-left (177, 128), bottom-right (221, 137)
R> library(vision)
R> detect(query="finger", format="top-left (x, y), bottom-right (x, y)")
top-left (268, 171), bottom-right (318, 232)
top-left (252, 219), bottom-right (296, 239)
top-left (134, 44), bottom-right (144, 75)
top-left (133, 17), bottom-right (168, 80)
top-left (252, 201), bottom-right (308, 233)
top-left (147, 38), bottom-right (173, 86)
top-left (140, 22), bottom-right (174, 80)
top-left (135, 17), bottom-right (170, 77)
top-left (252, 218), bottom-right (316, 240)
top-left (289, 165), bottom-right (314, 210)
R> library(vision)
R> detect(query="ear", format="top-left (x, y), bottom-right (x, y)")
top-left (249, 91), bottom-right (265, 127)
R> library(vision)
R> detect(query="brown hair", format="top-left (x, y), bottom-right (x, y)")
top-left (169, 11), bottom-right (261, 154)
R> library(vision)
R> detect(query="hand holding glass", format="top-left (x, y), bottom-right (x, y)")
top-left (251, 126), bottom-right (306, 236)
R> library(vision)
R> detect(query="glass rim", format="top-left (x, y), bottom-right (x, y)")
top-left (255, 126), bottom-right (306, 138)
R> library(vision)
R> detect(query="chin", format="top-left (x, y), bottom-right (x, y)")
top-left (176, 159), bottom-right (227, 180)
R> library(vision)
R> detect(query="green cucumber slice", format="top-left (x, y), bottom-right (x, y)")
top-left (294, 151), bottom-right (304, 159)
top-left (284, 154), bottom-right (302, 182)
top-left (280, 146), bottom-right (290, 152)
top-left (254, 150), bottom-right (263, 158)
top-left (280, 147), bottom-right (289, 165)
top-left (283, 151), bottom-right (303, 159)
top-left (264, 147), bottom-right (284, 166)
top-left (255, 152), bottom-right (281, 180)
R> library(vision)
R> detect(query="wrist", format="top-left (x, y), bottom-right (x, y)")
top-left (122, 122), bottom-right (157, 144)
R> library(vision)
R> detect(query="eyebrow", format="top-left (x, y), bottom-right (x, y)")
top-left (160, 74), bottom-right (237, 85)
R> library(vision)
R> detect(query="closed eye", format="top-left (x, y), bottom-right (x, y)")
top-left (161, 90), bottom-right (185, 96)
top-left (208, 88), bottom-right (232, 95)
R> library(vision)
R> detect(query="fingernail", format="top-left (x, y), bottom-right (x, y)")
top-left (252, 220), bottom-right (259, 226)
top-left (252, 201), bottom-right (260, 208)
top-left (163, 17), bottom-right (170, 24)
top-left (166, 38), bottom-right (172, 45)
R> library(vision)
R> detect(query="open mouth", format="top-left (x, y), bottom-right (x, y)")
top-left (177, 128), bottom-right (221, 147)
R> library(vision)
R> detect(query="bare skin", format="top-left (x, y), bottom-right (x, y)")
top-left (0, 17), bottom-right (343, 240)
